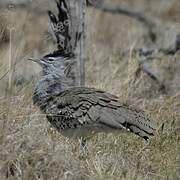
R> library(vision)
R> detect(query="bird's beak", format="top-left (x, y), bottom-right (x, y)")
top-left (28, 58), bottom-right (39, 63)
top-left (28, 58), bottom-right (44, 65)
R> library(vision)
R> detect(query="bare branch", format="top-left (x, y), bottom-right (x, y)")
top-left (89, 1), bottom-right (157, 42)
top-left (134, 63), bottom-right (167, 94)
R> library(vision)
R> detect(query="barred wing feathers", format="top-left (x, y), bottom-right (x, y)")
top-left (44, 87), bottom-right (156, 140)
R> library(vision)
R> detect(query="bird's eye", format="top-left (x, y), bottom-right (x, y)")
top-left (48, 58), bottom-right (54, 62)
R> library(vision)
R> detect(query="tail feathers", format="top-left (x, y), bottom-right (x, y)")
top-left (117, 107), bottom-right (156, 140)
top-left (122, 121), bottom-right (156, 141)
top-left (99, 106), bottom-right (156, 140)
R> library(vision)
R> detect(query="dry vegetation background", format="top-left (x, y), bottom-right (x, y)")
top-left (0, 0), bottom-right (180, 179)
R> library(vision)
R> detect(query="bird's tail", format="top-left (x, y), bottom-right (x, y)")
top-left (116, 106), bottom-right (156, 140)
top-left (100, 105), bottom-right (156, 141)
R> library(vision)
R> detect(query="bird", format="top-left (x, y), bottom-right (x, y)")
top-left (29, 52), bottom-right (156, 140)
top-left (29, 0), bottom-right (156, 151)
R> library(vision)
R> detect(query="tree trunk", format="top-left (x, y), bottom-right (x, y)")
top-left (68, 0), bottom-right (86, 86)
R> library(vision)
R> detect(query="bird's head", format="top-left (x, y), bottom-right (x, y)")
top-left (29, 51), bottom-right (74, 77)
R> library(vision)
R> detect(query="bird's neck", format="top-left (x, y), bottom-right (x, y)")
top-left (33, 74), bottom-right (67, 108)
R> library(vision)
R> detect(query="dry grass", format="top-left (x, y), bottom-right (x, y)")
top-left (0, 1), bottom-right (180, 180)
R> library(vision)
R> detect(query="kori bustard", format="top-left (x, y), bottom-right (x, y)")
top-left (29, 0), bottom-right (156, 149)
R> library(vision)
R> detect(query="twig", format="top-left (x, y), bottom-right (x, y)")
top-left (139, 64), bottom-right (167, 94)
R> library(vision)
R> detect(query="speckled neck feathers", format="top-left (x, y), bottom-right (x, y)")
top-left (33, 74), bottom-right (68, 109)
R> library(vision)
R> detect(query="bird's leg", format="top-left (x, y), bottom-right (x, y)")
top-left (80, 138), bottom-right (87, 150)
top-left (79, 137), bottom-right (88, 158)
